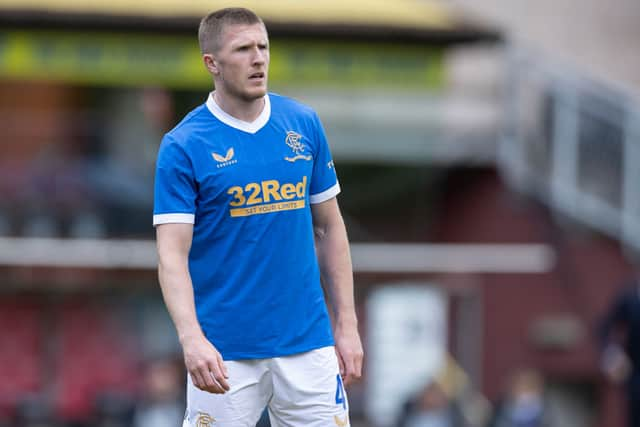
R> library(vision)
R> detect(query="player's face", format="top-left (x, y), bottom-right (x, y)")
top-left (210, 23), bottom-right (270, 102)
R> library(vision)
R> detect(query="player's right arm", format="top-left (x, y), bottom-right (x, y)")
top-left (156, 223), bottom-right (230, 394)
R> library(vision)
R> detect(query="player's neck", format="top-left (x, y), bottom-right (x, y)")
top-left (213, 91), bottom-right (265, 123)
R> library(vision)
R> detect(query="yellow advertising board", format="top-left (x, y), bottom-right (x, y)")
top-left (0, 30), bottom-right (444, 90)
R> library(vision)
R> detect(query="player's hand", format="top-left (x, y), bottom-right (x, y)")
top-left (182, 334), bottom-right (230, 394)
top-left (334, 322), bottom-right (364, 386)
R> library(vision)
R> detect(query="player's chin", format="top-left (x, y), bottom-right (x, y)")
top-left (246, 82), bottom-right (267, 97)
top-left (252, 88), bottom-right (268, 99)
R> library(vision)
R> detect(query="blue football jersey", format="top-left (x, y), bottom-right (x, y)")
top-left (153, 93), bottom-right (339, 360)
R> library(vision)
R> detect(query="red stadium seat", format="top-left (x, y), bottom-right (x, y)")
top-left (0, 301), bottom-right (42, 416)
top-left (53, 300), bottom-right (140, 420)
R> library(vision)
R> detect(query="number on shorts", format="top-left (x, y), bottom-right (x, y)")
top-left (335, 374), bottom-right (346, 410)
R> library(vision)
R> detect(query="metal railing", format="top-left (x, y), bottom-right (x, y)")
top-left (499, 46), bottom-right (640, 253)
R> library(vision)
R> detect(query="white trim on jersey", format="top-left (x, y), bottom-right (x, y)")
top-left (205, 92), bottom-right (271, 134)
top-left (153, 213), bottom-right (195, 226)
top-left (309, 183), bottom-right (341, 204)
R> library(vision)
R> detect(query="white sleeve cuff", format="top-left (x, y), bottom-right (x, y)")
top-left (309, 183), bottom-right (341, 204)
top-left (153, 213), bottom-right (195, 226)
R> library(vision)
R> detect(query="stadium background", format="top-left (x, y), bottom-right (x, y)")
top-left (0, 0), bottom-right (639, 426)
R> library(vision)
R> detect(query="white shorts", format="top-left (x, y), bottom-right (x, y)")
top-left (183, 346), bottom-right (350, 427)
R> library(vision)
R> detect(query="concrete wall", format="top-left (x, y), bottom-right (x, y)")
top-left (450, 0), bottom-right (640, 95)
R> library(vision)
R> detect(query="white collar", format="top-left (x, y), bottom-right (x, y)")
top-left (205, 92), bottom-right (270, 134)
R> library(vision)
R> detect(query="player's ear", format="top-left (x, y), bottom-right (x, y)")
top-left (203, 54), bottom-right (219, 75)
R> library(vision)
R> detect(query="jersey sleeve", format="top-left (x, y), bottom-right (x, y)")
top-left (309, 112), bottom-right (341, 204)
top-left (153, 135), bottom-right (197, 226)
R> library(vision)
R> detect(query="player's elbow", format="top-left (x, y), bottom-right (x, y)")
top-left (313, 223), bottom-right (329, 242)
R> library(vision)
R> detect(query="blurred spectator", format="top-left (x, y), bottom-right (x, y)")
top-left (132, 357), bottom-right (184, 427)
top-left (600, 274), bottom-right (640, 427)
top-left (91, 392), bottom-right (134, 427)
top-left (13, 395), bottom-right (58, 427)
top-left (397, 379), bottom-right (467, 427)
top-left (486, 369), bottom-right (550, 427)
top-left (101, 87), bottom-right (173, 183)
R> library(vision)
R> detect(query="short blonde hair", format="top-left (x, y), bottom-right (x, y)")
top-left (198, 7), bottom-right (265, 54)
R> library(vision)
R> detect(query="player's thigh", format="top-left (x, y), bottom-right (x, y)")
top-left (268, 346), bottom-right (350, 427)
top-left (184, 359), bottom-right (271, 427)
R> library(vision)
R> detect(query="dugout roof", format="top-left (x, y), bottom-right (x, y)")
top-left (0, 0), bottom-right (499, 43)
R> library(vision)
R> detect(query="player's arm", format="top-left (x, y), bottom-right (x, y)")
top-left (311, 197), bottom-right (363, 385)
top-left (156, 223), bottom-right (230, 394)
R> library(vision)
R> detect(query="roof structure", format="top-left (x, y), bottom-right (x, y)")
top-left (0, 0), bottom-right (499, 43)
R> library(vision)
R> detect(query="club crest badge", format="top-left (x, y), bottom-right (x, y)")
top-left (284, 131), bottom-right (312, 162)
top-left (195, 412), bottom-right (215, 427)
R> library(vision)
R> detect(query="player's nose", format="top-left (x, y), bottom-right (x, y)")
top-left (252, 47), bottom-right (267, 64)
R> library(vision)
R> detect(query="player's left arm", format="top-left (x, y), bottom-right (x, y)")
top-left (312, 197), bottom-right (363, 385)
